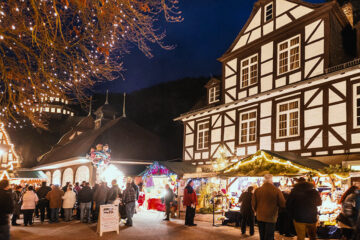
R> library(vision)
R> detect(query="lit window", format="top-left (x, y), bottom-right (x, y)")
top-left (50, 97), bottom-right (54, 102)
top-left (71, 112), bottom-right (74, 116)
top-left (8, 153), bottom-right (13, 161)
top-left (354, 83), bottom-right (360, 128)
top-left (277, 100), bottom-right (300, 138)
top-left (57, 108), bottom-right (61, 113)
top-left (63, 109), bottom-right (66, 114)
top-left (65, 100), bottom-right (69, 104)
top-left (44, 107), bottom-right (49, 112)
top-left (278, 35), bottom-right (301, 75)
top-left (241, 54), bottom-right (258, 88)
top-left (239, 110), bottom-right (257, 143)
top-left (265, 3), bottom-right (273, 22)
top-left (197, 121), bottom-right (210, 150)
top-left (209, 86), bottom-right (220, 104)
top-left (51, 108), bottom-right (55, 113)
top-left (55, 97), bottom-right (59, 102)
top-left (67, 110), bottom-right (70, 114)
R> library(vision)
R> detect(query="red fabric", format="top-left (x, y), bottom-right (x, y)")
top-left (183, 188), bottom-right (197, 206)
top-left (147, 198), bottom-right (165, 212)
top-left (138, 192), bottom-right (145, 206)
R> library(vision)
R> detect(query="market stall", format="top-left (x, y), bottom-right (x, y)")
top-left (9, 169), bottom-right (48, 185)
top-left (139, 161), bottom-right (196, 213)
top-left (216, 150), bottom-right (351, 235)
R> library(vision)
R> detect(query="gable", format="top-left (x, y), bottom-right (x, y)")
top-left (227, 0), bottom-right (325, 53)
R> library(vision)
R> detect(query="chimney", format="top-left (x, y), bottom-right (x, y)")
top-left (342, 2), bottom-right (354, 26)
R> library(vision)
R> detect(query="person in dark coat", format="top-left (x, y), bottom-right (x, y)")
top-left (11, 185), bottom-right (22, 226)
top-left (183, 180), bottom-right (197, 226)
top-left (36, 182), bottom-right (52, 222)
top-left (78, 182), bottom-right (93, 223)
top-left (0, 180), bottom-right (14, 240)
top-left (277, 191), bottom-right (296, 237)
top-left (93, 182), bottom-right (108, 221)
top-left (107, 180), bottom-right (120, 204)
top-left (163, 184), bottom-right (174, 221)
top-left (123, 182), bottom-right (136, 226)
top-left (239, 186), bottom-right (255, 235)
top-left (286, 178), bottom-right (322, 240)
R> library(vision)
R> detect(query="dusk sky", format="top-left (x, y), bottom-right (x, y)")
top-left (100, 0), bottom-right (326, 93)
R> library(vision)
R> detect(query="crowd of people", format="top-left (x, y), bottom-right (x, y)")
top-left (237, 174), bottom-right (360, 240)
top-left (0, 178), bottom-right (140, 240)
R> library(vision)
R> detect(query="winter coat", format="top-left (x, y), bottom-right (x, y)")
top-left (12, 190), bottom-right (22, 215)
top-left (107, 185), bottom-right (120, 202)
top-left (21, 191), bottom-right (39, 210)
top-left (252, 182), bottom-right (286, 223)
top-left (36, 186), bottom-right (52, 200)
top-left (239, 191), bottom-right (254, 215)
top-left (286, 181), bottom-right (322, 223)
top-left (46, 187), bottom-right (64, 209)
top-left (78, 186), bottom-right (93, 203)
top-left (0, 189), bottom-right (14, 225)
top-left (62, 191), bottom-right (76, 209)
top-left (93, 185), bottom-right (108, 204)
top-left (183, 186), bottom-right (197, 207)
top-left (123, 187), bottom-right (136, 204)
top-left (164, 188), bottom-right (174, 205)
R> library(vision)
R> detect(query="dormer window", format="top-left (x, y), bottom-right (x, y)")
top-left (209, 85), bottom-right (220, 104)
top-left (265, 2), bottom-right (273, 22)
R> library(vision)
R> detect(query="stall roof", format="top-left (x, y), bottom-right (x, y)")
top-left (219, 150), bottom-right (329, 177)
top-left (140, 161), bottom-right (197, 177)
top-left (12, 170), bottom-right (48, 179)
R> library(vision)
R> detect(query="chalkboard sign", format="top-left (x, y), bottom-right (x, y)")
top-left (97, 204), bottom-right (119, 237)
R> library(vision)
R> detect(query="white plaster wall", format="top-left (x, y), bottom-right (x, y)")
top-left (276, 77), bottom-right (286, 88)
top-left (304, 107), bottom-right (323, 127)
top-left (225, 75), bottom-right (237, 89)
top-left (288, 140), bottom-right (301, 150)
top-left (224, 126), bottom-right (236, 141)
top-left (352, 133), bottom-right (360, 144)
top-left (274, 142), bottom-right (285, 151)
top-left (185, 134), bottom-right (194, 147)
top-left (211, 129), bottom-right (221, 143)
top-left (248, 28), bottom-right (261, 43)
top-left (260, 101), bottom-right (272, 118)
top-left (261, 75), bottom-right (273, 92)
top-left (263, 21), bottom-right (274, 35)
top-left (276, 0), bottom-right (297, 16)
top-left (305, 39), bottom-right (324, 60)
top-left (290, 5), bottom-right (313, 19)
top-left (261, 60), bottom-right (273, 75)
top-left (245, 9), bottom-right (261, 33)
top-left (289, 72), bottom-right (302, 84)
top-left (260, 118), bottom-right (272, 134)
top-left (261, 42), bottom-right (274, 62)
top-left (276, 14), bottom-right (292, 29)
top-left (260, 136), bottom-right (272, 150)
top-left (328, 103), bottom-right (347, 124)
top-left (249, 86), bottom-right (259, 95)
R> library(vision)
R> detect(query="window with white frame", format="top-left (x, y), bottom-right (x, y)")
top-left (241, 54), bottom-right (258, 88)
top-left (277, 99), bottom-right (300, 138)
top-left (209, 85), bottom-right (220, 104)
top-left (354, 83), bottom-right (360, 128)
top-left (265, 2), bottom-right (273, 22)
top-left (278, 35), bottom-right (301, 75)
top-left (197, 121), bottom-right (210, 150)
top-left (239, 110), bottom-right (257, 143)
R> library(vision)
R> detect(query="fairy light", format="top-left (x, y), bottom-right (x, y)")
top-left (0, 0), bottom-right (182, 128)
top-left (224, 150), bottom-right (321, 175)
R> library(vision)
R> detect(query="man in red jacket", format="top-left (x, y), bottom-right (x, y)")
top-left (183, 180), bottom-right (197, 226)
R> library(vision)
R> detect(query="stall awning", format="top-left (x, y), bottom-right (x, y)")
top-left (139, 161), bottom-right (197, 178)
top-left (12, 170), bottom-right (48, 179)
top-left (219, 150), bottom-right (329, 177)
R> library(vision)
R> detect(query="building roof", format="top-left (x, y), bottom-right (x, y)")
top-left (12, 170), bottom-right (48, 179)
top-left (37, 117), bottom-right (166, 166)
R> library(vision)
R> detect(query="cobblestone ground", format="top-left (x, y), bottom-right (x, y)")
top-left (11, 210), bottom-right (294, 240)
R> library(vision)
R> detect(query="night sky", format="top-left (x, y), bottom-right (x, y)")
top-left (101, 0), bottom-right (326, 93)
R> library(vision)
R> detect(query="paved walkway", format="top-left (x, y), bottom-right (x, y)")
top-left (11, 210), bottom-right (293, 240)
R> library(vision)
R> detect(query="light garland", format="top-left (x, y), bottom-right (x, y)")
top-left (0, 122), bottom-right (19, 168)
top-left (223, 151), bottom-right (319, 175)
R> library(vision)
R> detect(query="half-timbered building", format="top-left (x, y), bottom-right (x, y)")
top-left (175, 0), bottom-right (360, 168)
